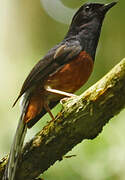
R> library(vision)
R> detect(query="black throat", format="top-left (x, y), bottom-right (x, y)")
top-left (65, 16), bottom-right (104, 61)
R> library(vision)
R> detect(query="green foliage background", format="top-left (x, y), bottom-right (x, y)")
top-left (0, 0), bottom-right (125, 179)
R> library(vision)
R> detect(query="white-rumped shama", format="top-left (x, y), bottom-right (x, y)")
top-left (3, 2), bottom-right (117, 180)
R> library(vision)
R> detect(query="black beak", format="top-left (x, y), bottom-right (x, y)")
top-left (101, 2), bottom-right (117, 13)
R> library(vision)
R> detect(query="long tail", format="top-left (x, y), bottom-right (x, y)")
top-left (2, 99), bottom-right (29, 180)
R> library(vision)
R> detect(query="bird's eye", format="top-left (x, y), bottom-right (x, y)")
top-left (85, 6), bottom-right (90, 12)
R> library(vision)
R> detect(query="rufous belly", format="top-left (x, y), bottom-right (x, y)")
top-left (24, 51), bottom-right (93, 123)
top-left (45, 51), bottom-right (94, 94)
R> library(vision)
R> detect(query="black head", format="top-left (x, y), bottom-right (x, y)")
top-left (65, 2), bottom-right (117, 38)
top-left (70, 2), bottom-right (117, 29)
top-left (65, 2), bottom-right (117, 60)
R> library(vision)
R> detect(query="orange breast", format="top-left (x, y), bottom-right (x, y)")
top-left (24, 51), bottom-right (93, 124)
top-left (45, 51), bottom-right (94, 93)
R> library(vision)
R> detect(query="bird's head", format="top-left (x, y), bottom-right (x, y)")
top-left (71, 2), bottom-right (117, 28)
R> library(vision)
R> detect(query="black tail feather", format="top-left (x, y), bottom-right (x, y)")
top-left (2, 100), bottom-right (29, 180)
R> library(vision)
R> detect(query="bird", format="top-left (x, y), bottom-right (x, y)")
top-left (2, 1), bottom-right (117, 180)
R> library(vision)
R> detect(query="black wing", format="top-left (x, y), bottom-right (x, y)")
top-left (13, 41), bottom-right (82, 106)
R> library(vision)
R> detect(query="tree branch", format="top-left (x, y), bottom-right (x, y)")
top-left (1, 58), bottom-right (125, 180)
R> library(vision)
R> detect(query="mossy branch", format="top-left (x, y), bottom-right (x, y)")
top-left (1, 58), bottom-right (125, 180)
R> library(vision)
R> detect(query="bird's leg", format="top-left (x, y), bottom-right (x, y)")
top-left (44, 86), bottom-right (78, 118)
top-left (43, 100), bottom-right (55, 121)
top-left (44, 86), bottom-right (77, 98)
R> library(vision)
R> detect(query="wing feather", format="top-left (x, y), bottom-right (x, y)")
top-left (13, 41), bottom-right (82, 106)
